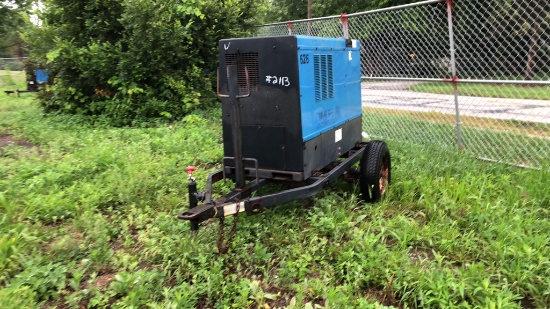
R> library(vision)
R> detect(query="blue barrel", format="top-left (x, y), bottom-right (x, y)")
top-left (35, 69), bottom-right (50, 83)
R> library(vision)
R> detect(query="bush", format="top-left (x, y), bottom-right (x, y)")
top-left (28, 0), bottom-right (266, 125)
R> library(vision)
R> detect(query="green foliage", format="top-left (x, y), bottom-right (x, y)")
top-left (0, 0), bottom-right (32, 37)
top-left (0, 70), bottom-right (17, 87)
top-left (0, 286), bottom-right (36, 309)
top-left (1, 94), bottom-right (549, 307)
top-left (9, 260), bottom-right (68, 301)
top-left (0, 1), bottom-right (32, 61)
top-left (0, 70), bottom-right (26, 96)
top-left (27, 0), bottom-right (267, 125)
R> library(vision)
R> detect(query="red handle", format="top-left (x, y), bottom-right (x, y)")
top-left (186, 166), bottom-right (197, 174)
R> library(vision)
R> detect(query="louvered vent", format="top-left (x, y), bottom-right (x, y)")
top-left (314, 54), bottom-right (334, 102)
top-left (225, 53), bottom-right (259, 93)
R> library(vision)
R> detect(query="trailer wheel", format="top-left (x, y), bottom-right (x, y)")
top-left (360, 141), bottom-right (391, 203)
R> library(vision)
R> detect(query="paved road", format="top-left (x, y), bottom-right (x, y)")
top-left (361, 82), bottom-right (550, 124)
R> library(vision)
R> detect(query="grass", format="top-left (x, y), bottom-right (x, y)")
top-left (0, 70), bottom-right (25, 89)
top-left (362, 107), bottom-right (550, 167)
top-left (410, 82), bottom-right (550, 100)
top-left (0, 77), bottom-right (549, 308)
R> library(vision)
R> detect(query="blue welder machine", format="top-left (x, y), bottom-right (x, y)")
top-left (178, 35), bottom-right (391, 233)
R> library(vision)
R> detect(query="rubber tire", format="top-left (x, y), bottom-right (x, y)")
top-left (360, 140), bottom-right (391, 203)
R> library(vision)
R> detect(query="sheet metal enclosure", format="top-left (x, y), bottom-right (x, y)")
top-left (219, 35), bottom-right (361, 181)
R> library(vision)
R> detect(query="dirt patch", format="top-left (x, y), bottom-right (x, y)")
top-left (0, 133), bottom-right (41, 154)
top-left (520, 296), bottom-right (536, 309)
top-left (408, 247), bottom-right (435, 266)
top-left (365, 287), bottom-right (399, 307)
top-left (1, 134), bottom-right (30, 148)
top-left (94, 272), bottom-right (116, 289)
top-left (110, 239), bottom-right (125, 252)
top-left (41, 298), bottom-right (69, 309)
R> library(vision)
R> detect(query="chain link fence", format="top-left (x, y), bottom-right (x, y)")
top-left (256, 0), bottom-right (550, 168)
top-left (0, 57), bottom-right (25, 71)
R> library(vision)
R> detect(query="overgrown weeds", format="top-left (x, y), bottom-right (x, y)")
top-left (0, 91), bottom-right (549, 308)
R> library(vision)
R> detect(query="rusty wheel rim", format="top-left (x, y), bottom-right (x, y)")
top-left (379, 158), bottom-right (389, 195)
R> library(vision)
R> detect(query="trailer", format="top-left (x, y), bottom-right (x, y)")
top-left (178, 35), bottom-right (391, 234)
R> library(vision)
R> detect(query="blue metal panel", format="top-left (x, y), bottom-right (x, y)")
top-left (296, 36), bottom-right (361, 142)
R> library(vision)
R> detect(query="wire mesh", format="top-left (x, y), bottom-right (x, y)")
top-left (452, 0), bottom-right (550, 166)
top-left (255, 0), bottom-right (549, 168)
top-left (0, 58), bottom-right (25, 71)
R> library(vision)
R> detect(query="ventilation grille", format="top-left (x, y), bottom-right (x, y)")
top-left (225, 53), bottom-right (259, 93)
top-left (314, 54), bottom-right (334, 102)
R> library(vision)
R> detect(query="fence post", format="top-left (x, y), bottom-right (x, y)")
top-left (446, 0), bottom-right (463, 151)
top-left (341, 13), bottom-right (349, 39)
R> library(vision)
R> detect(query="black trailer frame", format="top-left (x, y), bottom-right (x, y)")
top-left (178, 142), bottom-right (367, 230)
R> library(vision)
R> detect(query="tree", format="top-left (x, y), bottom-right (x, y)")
top-left (466, 0), bottom-right (549, 80)
top-left (0, 0), bottom-right (33, 58)
top-left (0, 30), bottom-right (25, 59)
top-left (0, 0), bottom-right (32, 36)
top-left (513, 0), bottom-right (549, 81)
